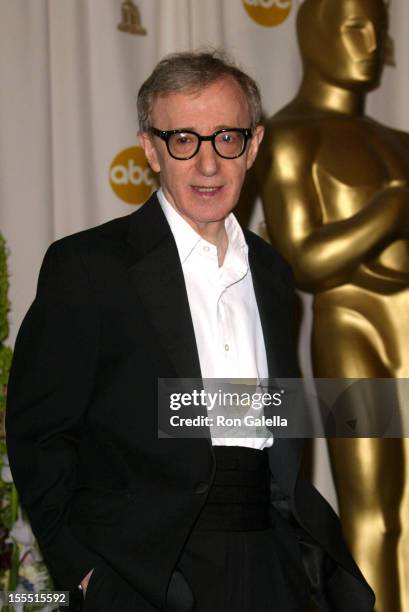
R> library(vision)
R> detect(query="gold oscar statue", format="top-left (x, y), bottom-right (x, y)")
top-left (117, 0), bottom-right (146, 35)
top-left (256, 0), bottom-right (409, 610)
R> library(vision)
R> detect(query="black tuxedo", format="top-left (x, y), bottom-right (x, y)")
top-left (6, 193), bottom-right (374, 611)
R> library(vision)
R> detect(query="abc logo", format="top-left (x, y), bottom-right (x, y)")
top-left (243, 0), bottom-right (292, 27)
top-left (109, 146), bottom-right (156, 205)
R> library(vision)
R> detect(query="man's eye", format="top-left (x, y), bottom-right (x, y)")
top-left (176, 135), bottom-right (193, 145)
top-left (221, 133), bottom-right (236, 144)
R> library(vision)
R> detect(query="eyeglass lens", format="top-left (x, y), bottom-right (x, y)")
top-left (168, 131), bottom-right (245, 159)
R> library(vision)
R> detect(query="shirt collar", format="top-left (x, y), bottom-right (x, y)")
top-left (157, 189), bottom-right (202, 263)
top-left (157, 188), bottom-right (248, 269)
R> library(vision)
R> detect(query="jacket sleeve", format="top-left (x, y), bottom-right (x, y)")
top-left (6, 240), bottom-right (103, 589)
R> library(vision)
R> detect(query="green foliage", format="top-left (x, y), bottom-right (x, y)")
top-left (0, 235), bottom-right (10, 344)
top-left (0, 234), bottom-right (13, 591)
top-left (0, 232), bottom-right (11, 436)
top-left (0, 232), bottom-right (11, 444)
top-left (0, 235), bottom-right (54, 602)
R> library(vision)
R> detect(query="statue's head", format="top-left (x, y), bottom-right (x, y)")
top-left (297, 0), bottom-right (389, 91)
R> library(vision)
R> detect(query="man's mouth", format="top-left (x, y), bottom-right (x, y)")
top-left (191, 186), bottom-right (223, 197)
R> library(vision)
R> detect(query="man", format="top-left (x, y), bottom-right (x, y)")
top-left (256, 1), bottom-right (409, 609)
top-left (6, 51), bottom-right (374, 611)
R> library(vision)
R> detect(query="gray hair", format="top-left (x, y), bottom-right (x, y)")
top-left (137, 50), bottom-right (262, 132)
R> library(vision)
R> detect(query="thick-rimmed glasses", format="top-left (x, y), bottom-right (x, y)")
top-left (151, 127), bottom-right (252, 160)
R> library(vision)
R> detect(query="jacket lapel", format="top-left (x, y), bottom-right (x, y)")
top-left (246, 231), bottom-right (298, 378)
top-left (245, 231), bottom-right (303, 496)
top-left (126, 194), bottom-right (202, 380)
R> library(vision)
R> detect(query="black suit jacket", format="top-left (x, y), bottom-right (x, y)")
top-left (6, 193), bottom-right (374, 611)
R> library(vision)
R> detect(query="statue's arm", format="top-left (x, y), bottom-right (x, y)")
top-left (258, 125), bottom-right (409, 292)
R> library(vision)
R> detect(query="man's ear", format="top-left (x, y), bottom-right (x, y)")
top-left (138, 132), bottom-right (161, 173)
top-left (246, 125), bottom-right (265, 170)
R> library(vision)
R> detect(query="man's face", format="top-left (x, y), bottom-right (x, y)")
top-left (139, 77), bottom-right (264, 233)
top-left (312, 0), bottom-right (388, 90)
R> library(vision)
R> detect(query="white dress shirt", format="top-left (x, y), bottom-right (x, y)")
top-left (158, 189), bottom-right (273, 449)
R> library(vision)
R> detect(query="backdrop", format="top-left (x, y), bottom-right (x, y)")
top-left (1, 0), bottom-right (408, 509)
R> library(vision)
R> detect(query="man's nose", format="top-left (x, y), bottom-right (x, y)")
top-left (195, 141), bottom-right (219, 176)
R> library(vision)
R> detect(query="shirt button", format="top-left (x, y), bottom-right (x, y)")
top-left (195, 482), bottom-right (209, 494)
top-left (203, 246), bottom-right (210, 252)
top-left (224, 344), bottom-right (229, 351)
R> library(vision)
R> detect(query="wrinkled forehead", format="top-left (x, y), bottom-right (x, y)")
top-left (320, 0), bottom-right (387, 30)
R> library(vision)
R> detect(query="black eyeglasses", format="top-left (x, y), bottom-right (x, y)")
top-left (151, 127), bottom-right (252, 160)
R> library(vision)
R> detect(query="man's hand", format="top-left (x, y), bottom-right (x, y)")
top-left (80, 569), bottom-right (94, 595)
